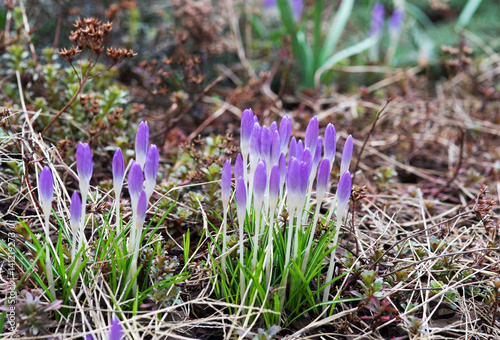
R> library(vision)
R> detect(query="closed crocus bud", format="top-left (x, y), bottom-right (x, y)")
top-left (270, 130), bottom-right (281, 166)
top-left (113, 149), bottom-right (125, 193)
top-left (249, 122), bottom-right (261, 164)
top-left (300, 148), bottom-right (312, 173)
top-left (136, 190), bottom-right (148, 226)
top-left (235, 176), bottom-right (247, 212)
top-left (324, 123), bottom-right (336, 168)
top-left (269, 165), bottom-right (280, 210)
top-left (286, 157), bottom-right (299, 201)
top-left (340, 135), bottom-right (353, 175)
top-left (389, 9), bottom-right (404, 37)
top-left (296, 140), bottom-right (304, 160)
top-left (221, 160), bottom-right (232, 206)
top-left (279, 115), bottom-right (292, 153)
top-left (298, 161), bottom-right (310, 198)
top-left (304, 116), bottom-right (319, 155)
top-left (278, 153), bottom-right (286, 193)
top-left (39, 166), bottom-right (54, 215)
top-left (144, 144), bottom-right (159, 200)
top-left (234, 154), bottom-right (244, 181)
top-left (316, 159), bottom-right (330, 201)
top-left (70, 191), bottom-right (82, 231)
top-left (109, 317), bottom-right (122, 340)
top-left (270, 121), bottom-right (278, 135)
top-left (312, 137), bottom-right (323, 171)
top-left (240, 109), bottom-right (254, 157)
top-left (135, 121), bottom-right (149, 169)
top-left (336, 171), bottom-right (352, 213)
top-left (76, 142), bottom-right (93, 186)
top-left (288, 137), bottom-right (297, 163)
top-left (370, 2), bottom-right (385, 37)
top-left (128, 161), bottom-right (143, 212)
top-left (260, 126), bottom-right (271, 165)
top-left (253, 160), bottom-right (267, 207)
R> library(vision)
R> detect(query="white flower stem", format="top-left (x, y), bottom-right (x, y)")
top-left (238, 213), bottom-right (246, 304)
top-left (44, 214), bottom-right (56, 299)
top-left (251, 204), bottom-right (262, 271)
top-left (222, 206), bottom-right (228, 280)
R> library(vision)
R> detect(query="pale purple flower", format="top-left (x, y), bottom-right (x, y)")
top-left (279, 115), bottom-right (292, 153)
top-left (340, 135), bottom-right (353, 175)
top-left (234, 154), bottom-right (244, 181)
top-left (312, 137), bottom-right (323, 172)
top-left (336, 171), bottom-right (352, 211)
top-left (260, 126), bottom-right (271, 165)
top-left (324, 123), bottom-right (336, 167)
top-left (70, 191), bottom-right (81, 231)
top-left (296, 140), bottom-right (304, 160)
top-left (278, 153), bottom-right (286, 194)
top-left (76, 142), bottom-right (93, 185)
top-left (389, 9), bottom-right (404, 36)
top-left (109, 317), bottom-right (122, 340)
top-left (128, 161), bottom-right (143, 212)
top-left (112, 149), bottom-right (125, 194)
top-left (300, 148), bottom-right (312, 175)
top-left (136, 190), bottom-right (148, 226)
top-left (369, 2), bottom-right (385, 37)
top-left (144, 144), bottom-right (159, 200)
top-left (240, 109), bottom-right (254, 157)
top-left (235, 176), bottom-right (247, 212)
top-left (298, 161), bottom-right (310, 198)
top-left (249, 122), bottom-right (261, 165)
top-left (270, 130), bottom-right (281, 166)
top-left (304, 116), bottom-right (319, 153)
top-left (253, 160), bottom-right (267, 207)
top-left (316, 159), bottom-right (330, 200)
top-left (269, 165), bottom-right (280, 210)
top-left (135, 121), bottom-right (149, 169)
top-left (288, 137), bottom-right (297, 163)
top-left (39, 166), bottom-right (54, 214)
top-left (221, 160), bottom-right (232, 206)
top-left (292, 0), bottom-right (303, 19)
top-left (286, 157), bottom-right (300, 203)
top-left (270, 121), bottom-right (278, 135)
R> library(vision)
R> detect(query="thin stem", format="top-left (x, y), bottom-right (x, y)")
top-left (280, 202), bottom-right (295, 312)
top-left (222, 207), bottom-right (228, 280)
top-left (251, 204), bottom-right (262, 271)
top-left (44, 214), bottom-right (56, 300)
top-left (238, 215), bottom-right (246, 304)
top-left (301, 203), bottom-right (322, 274)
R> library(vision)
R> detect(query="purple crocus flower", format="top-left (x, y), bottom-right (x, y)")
top-left (304, 116), bottom-right (319, 154)
top-left (298, 161), bottom-right (310, 198)
top-left (240, 109), bottom-right (254, 158)
top-left (39, 166), bottom-right (54, 214)
top-left (316, 159), bottom-right (330, 201)
top-left (260, 126), bottom-right (271, 165)
top-left (76, 142), bottom-right (93, 185)
top-left (279, 115), bottom-right (292, 153)
top-left (144, 144), bottom-right (159, 200)
top-left (70, 191), bottom-right (82, 231)
top-left (136, 190), bottom-right (148, 227)
top-left (109, 317), bottom-right (122, 340)
top-left (369, 2), bottom-right (385, 37)
top-left (324, 123), bottom-right (336, 168)
top-left (249, 122), bottom-right (261, 165)
top-left (336, 171), bottom-right (352, 212)
top-left (300, 148), bottom-right (312, 176)
top-left (292, 0), bottom-right (303, 19)
top-left (270, 121), bottom-right (278, 135)
top-left (312, 137), bottom-right (323, 172)
top-left (234, 154), bottom-right (244, 181)
top-left (135, 121), bottom-right (149, 169)
top-left (278, 153), bottom-right (286, 194)
top-left (296, 140), bottom-right (304, 161)
top-left (286, 157), bottom-right (300, 204)
top-left (128, 161), bottom-right (143, 213)
top-left (221, 159), bottom-right (232, 206)
top-left (112, 149), bottom-right (125, 195)
top-left (288, 137), bottom-right (297, 162)
top-left (269, 165), bottom-right (280, 211)
top-left (235, 176), bottom-right (247, 213)
top-left (253, 160), bottom-right (267, 208)
top-left (389, 9), bottom-right (404, 36)
top-left (270, 130), bottom-right (281, 166)
top-left (340, 135), bottom-right (353, 175)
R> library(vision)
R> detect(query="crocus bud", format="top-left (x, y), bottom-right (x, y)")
top-left (278, 153), bottom-right (286, 193)
top-left (221, 160), bottom-right (232, 206)
top-left (389, 9), bottom-right (404, 39)
top-left (369, 2), bottom-right (384, 37)
top-left (76, 142), bottom-right (93, 186)
top-left (270, 130), bottom-right (281, 166)
top-left (136, 190), bottom-right (148, 226)
top-left (340, 135), bottom-right (353, 175)
top-left (336, 171), bottom-right (352, 213)
top-left (135, 121), bottom-right (149, 169)
top-left (70, 191), bottom-right (82, 232)
top-left (144, 144), bottom-right (159, 200)
top-left (234, 154), bottom-right (244, 181)
top-left (316, 159), bottom-right (330, 201)
top-left (253, 160), bottom-right (267, 208)
top-left (128, 161), bottom-right (143, 213)
top-left (292, 0), bottom-right (303, 19)
top-left (296, 140), bottom-right (304, 160)
top-left (279, 115), bottom-right (292, 153)
top-left (270, 121), bottom-right (278, 135)
top-left (260, 126), bottom-right (271, 165)
top-left (113, 148), bottom-right (125, 194)
top-left (235, 176), bottom-right (247, 213)
top-left (39, 166), bottom-right (54, 215)
top-left (298, 161), bottom-right (310, 198)
top-left (324, 123), bottom-right (336, 168)
top-left (240, 109), bottom-right (254, 157)
top-left (288, 137), bottom-right (297, 162)
top-left (286, 157), bottom-right (299, 202)
top-left (312, 137), bottom-right (323, 171)
top-left (109, 317), bottom-right (122, 340)
top-left (269, 165), bottom-right (280, 211)
top-left (249, 122), bottom-right (261, 165)
top-left (304, 116), bottom-right (319, 155)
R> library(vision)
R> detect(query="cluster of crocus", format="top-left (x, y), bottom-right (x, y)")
top-left (220, 108), bottom-right (353, 314)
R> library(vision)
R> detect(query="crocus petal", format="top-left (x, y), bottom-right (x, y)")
top-left (270, 121), bottom-right (278, 135)
top-left (128, 161), bottom-right (143, 211)
top-left (316, 158), bottom-right (330, 200)
top-left (76, 142), bottom-right (93, 184)
top-left (296, 140), bottom-right (304, 160)
top-left (135, 121), bottom-right (149, 169)
top-left (249, 122), bottom-right (261, 164)
top-left (313, 137), bottom-right (323, 170)
top-left (113, 148), bottom-right (125, 191)
top-left (337, 171), bottom-right (352, 210)
top-left (340, 135), bottom-right (353, 175)
top-left (369, 2), bottom-right (385, 37)
top-left (304, 116), bottom-right (319, 153)
top-left (292, 0), bottom-right (303, 19)
top-left (39, 166), bottom-right (54, 209)
top-left (240, 109), bottom-right (254, 156)
top-left (324, 123), bottom-right (337, 166)
top-left (286, 157), bottom-right (299, 199)
top-left (235, 176), bottom-right (247, 212)
top-left (298, 161), bottom-right (310, 197)
top-left (389, 9), bottom-right (404, 36)
top-left (70, 191), bottom-right (82, 231)
top-left (144, 144), bottom-right (159, 200)
top-left (109, 317), bottom-right (122, 340)
top-left (270, 130), bottom-right (281, 166)
top-left (288, 137), bottom-right (297, 163)
top-left (136, 190), bottom-right (148, 225)
top-left (269, 165), bottom-right (280, 209)
top-left (279, 115), bottom-right (292, 153)
top-left (234, 154), bottom-right (244, 181)
top-left (260, 126), bottom-right (271, 164)
top-left (253, 160), bottom-right (267, 206)
top-left (278, 153), bottom-right (286, 192)
top-left (221, 159), bottom-right (232, 206)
